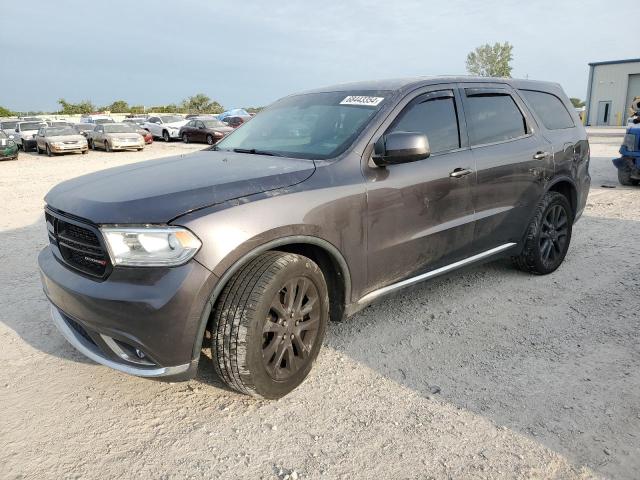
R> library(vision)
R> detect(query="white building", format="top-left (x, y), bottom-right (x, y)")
top-left (585, 58), bottom-right (640, 126)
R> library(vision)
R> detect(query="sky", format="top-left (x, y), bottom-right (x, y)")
top-left (1, 0), bottom-right (637, 112)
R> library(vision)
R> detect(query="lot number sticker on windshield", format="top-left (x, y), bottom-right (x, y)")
top-left (340, 96), bottom-right (385, 107)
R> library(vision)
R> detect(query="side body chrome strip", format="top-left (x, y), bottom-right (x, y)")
top-left (356, 243), bottom-right (517, 307)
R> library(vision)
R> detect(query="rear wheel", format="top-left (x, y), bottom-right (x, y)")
top-left (618, 167), bottom-right (640, 186)
top-left (211, 251), bottom-right (329, 399)
top-left (513, 191), bottom-right (573, 275)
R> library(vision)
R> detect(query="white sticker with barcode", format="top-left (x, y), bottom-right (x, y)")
top-left (340, 96), bottom-right (384, 107)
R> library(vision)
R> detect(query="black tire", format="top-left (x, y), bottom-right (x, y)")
top-left (211, 251), bottom-right (329, 399)
top-left (82, 149), bottom-right (88, 155)
top-left (105, 141), bottom-right (111, 152)
top-left (36, 144), bottom-right (42, 155)
top-left (46, 144), bottom-right (52, 157)
top-left (512, 191), bottom-right (573, 275)
top-left (89, 139), bottom-right (95, 150)
top-left (618, 167), bottom-right (639, 186)
top-left (23, 142), bottom-right (30, 153)
top-left (162, 130), bottom-right (170, 142)
top-left (206, 134), bottom-right (214, 145)
top-left (182, 133), bottom-right (189, 143)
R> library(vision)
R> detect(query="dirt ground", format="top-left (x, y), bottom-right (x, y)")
top-left (1, 138), bottom-right (638, 479)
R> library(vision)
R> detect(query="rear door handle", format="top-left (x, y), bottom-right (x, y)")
top-left (533, 151), bottom-right (550, 160)
top-left (449, 167), bottom-right (473, 178)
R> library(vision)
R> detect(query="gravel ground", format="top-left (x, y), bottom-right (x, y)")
top-left (1, 139), bottom-right (638, 479)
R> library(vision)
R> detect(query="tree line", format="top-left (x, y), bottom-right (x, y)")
top-left (2, 45), bottom-right (588, 116)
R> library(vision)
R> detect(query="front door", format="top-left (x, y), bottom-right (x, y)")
top-left (365, 87), bottom-right (476, 292)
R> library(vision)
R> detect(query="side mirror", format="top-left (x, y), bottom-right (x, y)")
top-left (15, 128), bottom-right (19, 133)
top-left (372, 131), bottom-right (430, 167)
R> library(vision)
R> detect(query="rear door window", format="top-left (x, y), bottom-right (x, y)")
top-left (519, 90), bottom-right (575, 130)
top-left (389, 92), bottom-right (460, 153)
top-left (464, 92), bottom-right (527, 146)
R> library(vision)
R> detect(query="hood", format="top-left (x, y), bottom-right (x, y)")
top-left (45, 150), bottom-right (316, 224)
top-left (165, 120), bottom-right (188, 128)
top-left (48, 134), bottom-right (86, 142)
top-left (106, 132), bottom-right (142, 139)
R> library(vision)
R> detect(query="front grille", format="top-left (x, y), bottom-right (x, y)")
top-left (45, 209), bottom-right (110, 278)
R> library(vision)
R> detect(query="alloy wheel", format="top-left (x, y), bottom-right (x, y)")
top-left (262, 277), bottom-right (320, 380)
top-left (539, 204), bottom-right (568, 267)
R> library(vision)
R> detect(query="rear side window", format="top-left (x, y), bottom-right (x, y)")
top-left (464, 93), bottom-right (526, 146)
top-left (520, 90), bottom-right (575, 130)
top-left (390, 94), bottom-right (460, 153)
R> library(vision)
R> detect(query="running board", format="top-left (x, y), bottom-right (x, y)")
top-left (356, 243), bottom-right (517, 308)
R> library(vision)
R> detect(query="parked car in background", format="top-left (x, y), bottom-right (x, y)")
top-left (72, 123), bottom-right (96, 137)
top-left (129, 124), bottom-right (153, 144)
top-left (0, 119), bottom-right (19, 137)
top-left (80, 114), bottom-right (115, 124)
top-left (123, 117), bottom-right (148, 127)
top-left (179, 118), bottom-right (233, 145)
top-left (612, 123), bottom-right (640, 186)
top-left (46, 120), bottom-right (72, 127)
top-left (20, 116), bottom-right (43, 122)
top-left (14, 121), bottom-right (47, 151)
top-left (0, 131), bottom-right (19, 161)
top-left (37, 77), bottom-right (590, 399)
top-left (35, 126), bottom-right (88, 156)
top-left (223, 115), bottom-right (251, 128)
top-left (143, 115), bottom-right (187, 142)
top-left (87, 123), bottom-right (144, 152)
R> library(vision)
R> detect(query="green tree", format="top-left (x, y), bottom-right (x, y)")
top-left (58, 98), bottom-right (95, 115)
top-left (182, 94), bottom-right (224, 114)
top-left (466, 42), bottom-right (514, 77)
top-left (570, 98), bottom-right (585, 108)
top-left (0, 105), bottom-right (15, 117)
top-left (105, 100), bottom-right (130, 113)
top-left (129, 105), bottom-right (145, 114)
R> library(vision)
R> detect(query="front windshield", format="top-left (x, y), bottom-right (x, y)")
top-left (94, 118), bottom-right (115, 124)
top-left (46, 127), bottom-right (76, 136)
top-left (103, 124), bottom-right (136, 133)
top-left (160, 115), bottom-right (183, 124)
top-left (216, 91), bottom-right (390, 159)
top-left (74, 124), bottom-right (94, 131)
top-left (20, 122), bottom-right (44, 131)
top-left (203, 120), bottom-right (226, 128)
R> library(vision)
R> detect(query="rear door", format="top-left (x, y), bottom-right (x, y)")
top-left (365, 86), bottom-right (476, 290)
top-left (460, 84), bottom-right (552, 253)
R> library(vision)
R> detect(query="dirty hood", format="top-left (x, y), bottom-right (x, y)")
top-left (45, 150), bottom-right (316, 224)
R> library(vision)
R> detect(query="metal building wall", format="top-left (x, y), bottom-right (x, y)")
top-left (586, 60), bottom-right (640, 126)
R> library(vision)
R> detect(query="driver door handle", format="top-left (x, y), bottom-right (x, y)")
top-left (449, 167), bottom-right (473, 178)
top-left (533, 151), bottom-right (551, 160)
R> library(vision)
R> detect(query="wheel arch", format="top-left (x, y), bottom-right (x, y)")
top-left (190, 235), bottom-right (352, 361)
top-left (546, 177), bottom-right (577, 217)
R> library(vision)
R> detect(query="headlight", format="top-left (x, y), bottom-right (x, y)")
top-left (100, 226), bottom-right (201, 267)
top-left (51, 142), bottom-right (64, 147)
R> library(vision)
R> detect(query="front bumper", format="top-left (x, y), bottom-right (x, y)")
top-left (39, 245), bottom-right (218, 379)
top-left (50, 144), bottom-right (88, 154)
top-left (111, 141), bottom-right (144, 151)
top-left (0, 145), bottom-right (18, 159)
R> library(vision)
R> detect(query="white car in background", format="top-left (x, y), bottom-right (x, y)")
top-left (143, 115), bottom-right (187, 142)
top-left (14, 121), bottom-right (47, 151)
top-left (79, 114), bottom-right (115, 125)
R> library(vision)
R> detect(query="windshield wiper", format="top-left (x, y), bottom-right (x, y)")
top-left (232, 148), bottom-right (281, 157)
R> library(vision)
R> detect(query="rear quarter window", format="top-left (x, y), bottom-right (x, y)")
top-left (519, 90), bottom-right (575, 130)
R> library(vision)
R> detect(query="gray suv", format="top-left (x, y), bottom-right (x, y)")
top-left (38, 77), bottom-right (590, 398)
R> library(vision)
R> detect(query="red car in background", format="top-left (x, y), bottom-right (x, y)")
top-left (223, 115), bottom-right (252, 128)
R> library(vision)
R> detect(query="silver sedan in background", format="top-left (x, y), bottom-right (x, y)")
top-left (87, 123), bottom-right (145, 152)
top-left (35, 126), bottom-right (88, 156)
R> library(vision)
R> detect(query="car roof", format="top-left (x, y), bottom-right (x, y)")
top-left (298, 76), bottom-right (564, 96)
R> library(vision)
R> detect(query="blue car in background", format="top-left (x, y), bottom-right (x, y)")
top-left (613, 123), bottom-right (640, 186)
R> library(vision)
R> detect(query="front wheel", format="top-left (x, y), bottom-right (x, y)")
top-left (46, 144), bottom-right (52, 157)
top-left (162, 130), bottom-right (170, 142)
top-left (105, 141), bottom-right (111, 152)
top-left (211, 251), bottom-right (329, 399)
top-left (512, 191), bottom-right (573, 275)
top-left (206, 134), bottom-right (214, 145)
top-left (182, 133), bottom-right (189, 143)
